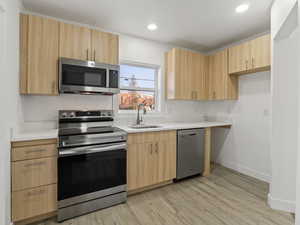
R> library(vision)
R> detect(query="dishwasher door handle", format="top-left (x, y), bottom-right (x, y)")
top-left (180, 133), bottom-right (197, 137)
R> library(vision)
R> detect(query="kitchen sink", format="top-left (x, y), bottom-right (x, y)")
top-left (129, 124), bottom-right (161, 129)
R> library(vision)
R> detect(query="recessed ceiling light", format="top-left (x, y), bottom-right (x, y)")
top-left (236, 4), bottom-right (249, 13)
top-left (147, 23), bottom-right (158, 31)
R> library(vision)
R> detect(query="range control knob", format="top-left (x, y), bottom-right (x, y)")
top-left (61, 112), bottom-right (68, 118)
top-left (69, 112), bottom-right (76, 118)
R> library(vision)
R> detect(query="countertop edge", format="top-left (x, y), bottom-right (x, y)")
top-left (11, 121), bottom-right (232, 142)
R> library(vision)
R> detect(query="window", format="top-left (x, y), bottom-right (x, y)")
top-left (119, 63), bottom-right (158, 112)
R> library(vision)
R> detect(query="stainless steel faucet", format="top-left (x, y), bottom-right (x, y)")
top-left (136, 103), bottom-right (147, 125)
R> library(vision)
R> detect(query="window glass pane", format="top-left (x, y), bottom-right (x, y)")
top-left (120, 77), bottom-right (155, 89)
top-left (119, 90), bottom-right (155, 111)
top-left (120, 64), bottom-right (156, 89)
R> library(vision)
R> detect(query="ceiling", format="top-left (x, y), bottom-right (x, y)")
top-left (22, 0), bottom-right (273, 52)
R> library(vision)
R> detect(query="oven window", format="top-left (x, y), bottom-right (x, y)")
top-left (62, 64), bottom-right (107, 87)
top-left (58, 149), bottom-right (126, 200)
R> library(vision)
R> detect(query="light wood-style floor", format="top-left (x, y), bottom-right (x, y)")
top-left (37, 165), bottom-right (294, 225)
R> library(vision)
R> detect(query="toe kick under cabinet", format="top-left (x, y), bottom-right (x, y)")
top-left (127, 130), bottom-right (177, 192)
top-left (11, 139), bottom-right (58, 224)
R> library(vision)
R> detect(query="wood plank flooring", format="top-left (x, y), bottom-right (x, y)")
top-left (36, 165), bottom-right (294, 225)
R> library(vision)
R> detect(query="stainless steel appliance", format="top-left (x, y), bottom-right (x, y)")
top-left (57, 110), bottom-right (127, 222)
top-left (176, 129), bottom-right (205, 180)
top-left (59, 58), bottom-right (120, 95)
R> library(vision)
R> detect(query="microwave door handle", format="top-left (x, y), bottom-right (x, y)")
top-left (59, 143), bottom-right (127, 157)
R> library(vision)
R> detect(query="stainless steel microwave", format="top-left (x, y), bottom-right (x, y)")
top-left (59, 58), bottom-right (120, 95)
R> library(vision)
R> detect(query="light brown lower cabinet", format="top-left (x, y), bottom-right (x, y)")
top-left (127, 131), bottom-right (176, 191)
top-left (11, 139), bottom-right (58, 224)
top-left (12, 184), bottom-right (57, 222)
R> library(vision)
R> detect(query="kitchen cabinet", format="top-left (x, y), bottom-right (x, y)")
top-left (20, 14), bottom-right (59, 95)
top-left (228, 34), bottom-right (270, 75)
top-left (59, 22), bottom-right (92, 61)
top-left (208, 49), bottom-right (238, 100)
top-left (249, 34), bottom-right (271, 71)
top-left (59, 23), bottom-right (119, 64)
top-left (11, 139), bottom-right (58, 223)
top-left (127, 131), bottom-right (176, 191)
top-left (165, 48), bottom-right (207, 100)
top-left (91, 30), bottom-right (119, 64)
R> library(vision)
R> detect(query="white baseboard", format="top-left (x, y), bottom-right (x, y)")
top-left (268, 193), bottom-right (295, 213)
top-left (217, 160), bottom-right (271, 183)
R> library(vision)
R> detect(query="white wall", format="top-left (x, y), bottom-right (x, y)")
top-left (0, 0), bottom-right (20, 224)
top-left (271, 0), bottom-right (297, 39)
top-left (207, 71), bottom-right (271, 182)
top-left (270, 0), bottom-right (299, 213)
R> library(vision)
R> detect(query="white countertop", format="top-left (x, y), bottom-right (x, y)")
top-left (118, 121), bottom-right (232, 133)
top-left (11, 121), bottom-right (232, 142)
top-left (11, 129), bottom-right (58, 142)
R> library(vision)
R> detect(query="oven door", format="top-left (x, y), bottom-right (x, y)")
top-left (58, 142), bottom-right (127, 207)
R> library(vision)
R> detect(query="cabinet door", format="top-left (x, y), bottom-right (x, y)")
top-left (250, 34), bottom-right (271, 70)
top-left (127, 143), bottom-right (153, 191)
top-left (156, 139), bottom-right (176, 183)
top-left (174, 48), bottom-right (192, 100)
top-left (209, 50), bottom-right (238, 100)
top-left (192, 53), bottom-right (207, 100)
top-left (27, 15), bottom-right (59, 95)
top-left (91, 30), bottom-right (119, 64)
top-left (59, 22), bottom-right (91, 61)
top-left (228, 42), bottom-right (251, 74)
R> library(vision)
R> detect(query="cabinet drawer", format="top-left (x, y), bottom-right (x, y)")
top-left (12, 157), bottom-right (57, 191)
top-left (12, 184), bottom-right (57, 222)
top-left (11, 144), bottom-right (57, 161)
top-left (128, 131), bottom-right (176, 144)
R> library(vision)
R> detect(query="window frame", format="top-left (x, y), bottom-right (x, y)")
top-left (118, 61), bottom-right (160, 113)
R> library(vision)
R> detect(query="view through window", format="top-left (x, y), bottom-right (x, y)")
top-left (119, 64), bottom-right (157, 111)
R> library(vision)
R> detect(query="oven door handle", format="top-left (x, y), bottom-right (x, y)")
top-left (59, 143), bottom-right (127, 157)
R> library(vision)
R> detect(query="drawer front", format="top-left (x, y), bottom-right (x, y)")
top-left (12, 144), bottom-right (57, 161)
top-left (12, 184), bottom-right (57, 222)
top-left (12, 157), bottom-right (57, 191)
top-left (128, 130), bottom-right (176, 144)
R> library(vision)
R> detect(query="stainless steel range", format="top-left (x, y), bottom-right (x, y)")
top-left (57, 110), bottom-right (127, 222)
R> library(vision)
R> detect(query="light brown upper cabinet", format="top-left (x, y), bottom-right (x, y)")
top-left (208, 50), bottom-right (238, 100)
top-left (249, 34), bottom-right (271, 71)
top-left (59, 23), bottom-right (119, 64)
top-left (165, 48), bottom-right (207, 100)
top-left (59, 23), bottom-right (92, 61)
top-left (91, 30), bottom-right (119, 64)
top-left (228, 34), bottom-right (271, 75)
top-left (20, 14), bottom-right (59, 95)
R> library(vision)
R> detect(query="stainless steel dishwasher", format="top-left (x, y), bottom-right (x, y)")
top-left (176, 128), bottom-right (205, 180)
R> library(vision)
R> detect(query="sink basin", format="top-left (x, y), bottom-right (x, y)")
top-left (129, 124), bottom-right (161, 129)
